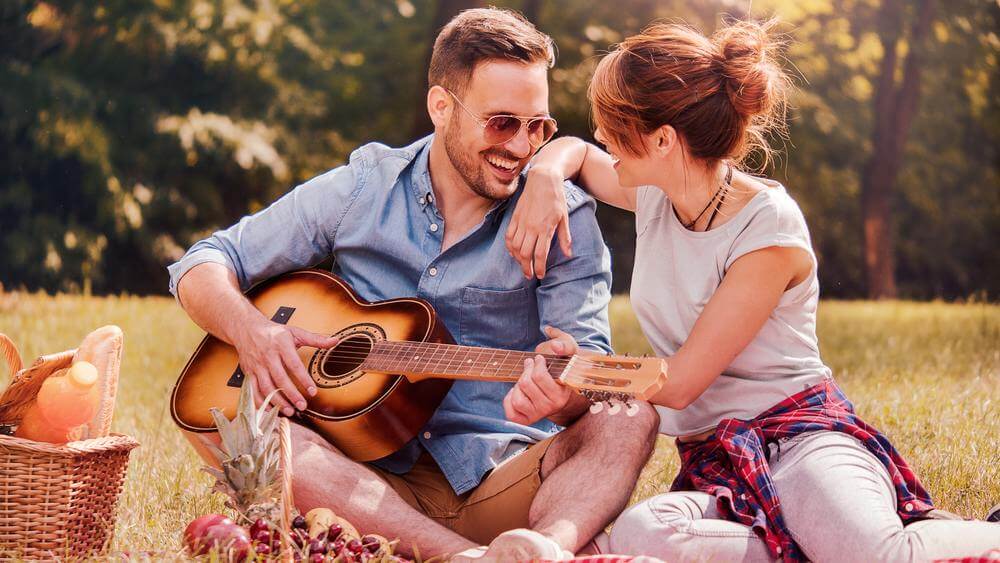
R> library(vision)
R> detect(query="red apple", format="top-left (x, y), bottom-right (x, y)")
top-left (184, 514), bottom-right (233, 555)
top-left (203, 522), bottom-right (251, 560)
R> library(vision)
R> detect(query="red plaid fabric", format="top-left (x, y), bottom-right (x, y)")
top-left (932, 550), bottom-right (1000, 563)
top-left (672, 378), bottom-right (934, 562)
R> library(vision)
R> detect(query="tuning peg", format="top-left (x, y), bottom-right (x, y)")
top-left (589, 401), bottom-right (604, 414)
top-left (625, 402), bottom-right (640, 417)
top-left (606, 399), bottom-right (622, 416)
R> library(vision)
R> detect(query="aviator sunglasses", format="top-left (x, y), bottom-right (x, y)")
top-left (446, 89), bottom-right (558, 148)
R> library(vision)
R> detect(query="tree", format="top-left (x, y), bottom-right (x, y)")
top-left (860, 0), bottom-right (936, 299)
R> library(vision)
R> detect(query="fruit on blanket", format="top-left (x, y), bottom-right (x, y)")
top-left (203, 522), bottom-right (251, 559)
top-left (305, 507), bottom-right (336, 537)
top-left (201, 382), bottom-right (283, 525)
top-left (334, 515), bottom-right (361, 541)
top-left (183, 513), bottom-right (234, 554)
top-left (345, 538), bottom-right (363, 554)
top-left (250, 518), bottom-right (269, 536)
top-left (362, 534), bottom-right (390, 555)
top-left (308, 537), bottom-right (326, 554)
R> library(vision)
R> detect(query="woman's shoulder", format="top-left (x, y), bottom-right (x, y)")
top-left (723, 179), bottom-right (815, 269)
top-left (734, 179), bottom-right (811, 241)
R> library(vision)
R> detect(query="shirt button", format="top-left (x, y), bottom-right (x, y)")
top-left (418, 196), bottom-right (425, 205)
top-left (904, 502), bottom-right (914, 511)
top-left (777, 547), bottom-right (783, 555)
top-left (428, 266), bottom-right (438, 276)
top-left (423, 432), bottom-right (432, 439)
top-left (427, 193), bottom-right (434, 203)
top-left (429, 223), bottom-right (439, 232)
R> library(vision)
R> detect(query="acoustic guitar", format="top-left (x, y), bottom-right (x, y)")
top-left (171, 269), bottom-right (667, 461)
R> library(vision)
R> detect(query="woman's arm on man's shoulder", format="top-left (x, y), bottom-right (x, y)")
top-left (507, 136), bottom-right (636, 278)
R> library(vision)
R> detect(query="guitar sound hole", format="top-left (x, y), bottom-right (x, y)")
top-left (322, 334), bottom-right (372, 378)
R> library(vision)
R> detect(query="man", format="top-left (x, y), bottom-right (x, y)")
top-left (168, 8), bottom-right (657, 560)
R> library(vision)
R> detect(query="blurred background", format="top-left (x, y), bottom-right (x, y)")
top-left (1, 0), bottom-right (996, 299)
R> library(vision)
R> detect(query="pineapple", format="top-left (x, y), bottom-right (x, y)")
top-left (200, 382), bottom-right (284, 525)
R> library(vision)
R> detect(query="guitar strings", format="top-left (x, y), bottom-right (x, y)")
top-left (306, 344), bottom-right (624, 371)
top-left (300, 344), bottom-right (640, 379)
top-left (311, 340), bottom-right (638, 368)
top-left (305, 344), bottom-right (637, 373)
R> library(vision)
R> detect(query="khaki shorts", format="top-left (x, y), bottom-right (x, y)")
top-left (369, 437), bottom-right (556, 545)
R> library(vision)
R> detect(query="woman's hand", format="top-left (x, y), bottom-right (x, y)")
top-left (506, 166), bottom-right (572, 279)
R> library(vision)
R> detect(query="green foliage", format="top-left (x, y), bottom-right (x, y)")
top-left (0, 0), bottom-right (996, 298)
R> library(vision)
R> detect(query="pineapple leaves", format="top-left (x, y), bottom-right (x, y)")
top-left (199, 381), bottom-right (286, 524)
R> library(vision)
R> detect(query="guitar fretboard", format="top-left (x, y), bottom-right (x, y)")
top-left (360, 341), bottom-right (570, 380)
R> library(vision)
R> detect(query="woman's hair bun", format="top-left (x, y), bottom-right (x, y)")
top-left (714, 20), bottom-right (784, 118)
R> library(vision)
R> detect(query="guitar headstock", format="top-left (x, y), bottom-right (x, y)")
top-left (557, 353), bottom-right (667, 416)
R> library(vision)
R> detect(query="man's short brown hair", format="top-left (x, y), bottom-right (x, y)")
top-left (428, 8), bottom-right (555, 94)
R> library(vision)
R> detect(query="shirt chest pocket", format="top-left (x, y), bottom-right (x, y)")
top-left (460, 286), bottom-right (538, 351)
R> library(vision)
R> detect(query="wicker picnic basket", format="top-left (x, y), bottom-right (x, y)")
top-left (0, 333), bottom-right (139, 559)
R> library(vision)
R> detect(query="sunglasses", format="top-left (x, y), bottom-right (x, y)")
top-left (447, 90), bottom-right (558, 148)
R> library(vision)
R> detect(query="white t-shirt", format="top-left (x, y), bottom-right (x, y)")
top-left (630, 180), bottom-right (832, 437)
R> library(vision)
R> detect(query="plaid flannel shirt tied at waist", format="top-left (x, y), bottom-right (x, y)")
top-left (671, 378), bottom-right (934, 562)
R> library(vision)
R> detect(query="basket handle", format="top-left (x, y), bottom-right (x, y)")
top-left (0, 334), bottom-right (23, 379)
top-left (278, 417), bottom-right (294, 563)
top-left (0, 347), bottom-right (75, 425)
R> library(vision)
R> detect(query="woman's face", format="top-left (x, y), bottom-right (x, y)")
top-left (594, 126), bottom-right (662, 188)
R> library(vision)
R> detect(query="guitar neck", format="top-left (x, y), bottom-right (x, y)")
top-left (361, 341), bottom-right (568, 382)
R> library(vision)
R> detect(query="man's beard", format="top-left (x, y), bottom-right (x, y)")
top-left (443, 121), bottom-right (520, 201)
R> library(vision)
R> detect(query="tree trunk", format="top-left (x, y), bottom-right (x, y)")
top-left (410, 0), bottom-right (485, 138)
top-left (859, 0), bottom-right (935, 299)
top-left (520, 0), bottom-right (542, 23)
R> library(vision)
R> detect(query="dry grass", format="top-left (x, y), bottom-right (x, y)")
top-left (0, 294), bottom-right (997, 557)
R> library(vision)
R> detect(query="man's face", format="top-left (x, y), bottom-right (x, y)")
top-left (443, 61), bottom-right (550, 201)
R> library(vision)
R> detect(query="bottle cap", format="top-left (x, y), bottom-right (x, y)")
top-left (67, 361), bottom-right (99, 388)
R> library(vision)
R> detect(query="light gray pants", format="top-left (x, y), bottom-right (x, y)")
top-left (609, 431), bottom-right (1000, 562)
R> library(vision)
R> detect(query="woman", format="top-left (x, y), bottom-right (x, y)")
top-left (508, 19), bottom-right (1000, 562)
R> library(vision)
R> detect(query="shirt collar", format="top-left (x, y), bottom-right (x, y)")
top-left (409, 135), bottom-right (521, 222)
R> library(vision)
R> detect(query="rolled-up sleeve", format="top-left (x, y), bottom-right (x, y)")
top-left (535, 184), bottom-right (613, 354)
top-left (167, 164), bottom-right (361, 296)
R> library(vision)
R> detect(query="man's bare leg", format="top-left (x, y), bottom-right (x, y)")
top-left (529, 403), bottom-right (659, 553)
top-left (184, 424), bottom-right (474, 558)
top-left (288, 423), bottom-right (476, 558)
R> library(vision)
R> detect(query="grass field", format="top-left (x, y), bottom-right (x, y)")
top-left (0, 293), bottom-right (997, 557)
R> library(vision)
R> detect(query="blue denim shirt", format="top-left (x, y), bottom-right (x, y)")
top-left (167, 135), bottom-right (612, 494)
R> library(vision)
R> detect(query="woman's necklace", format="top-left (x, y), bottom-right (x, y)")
top-left (682, 163), bottom-right (733, 231)
top-left (704, 164), bottom-right (734, 231)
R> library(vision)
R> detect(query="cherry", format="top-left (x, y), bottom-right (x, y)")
top-left (346, 538), bottom-right (363, 554)
top-left (291, 515), bottom-right (308, 530)
top-left (252, 529), bottom-right (271, 545)
top-left (329, 538), bottom-right (346, 555)
top-left (326, 523), bottom-right (343, 542)
top-left (309, 554), bottom-right (325, 563)
top-left (250, 518), bottom-right (269, 536)
top-left (361, 536), bottom-right (380, 554)
top-left (254, 543), bottom-right (272, 556)
top-left (309, 538), bottom-right (326, 555)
